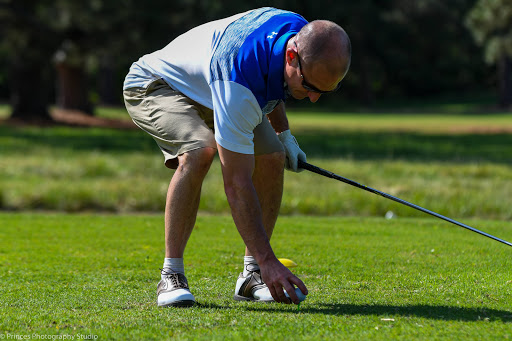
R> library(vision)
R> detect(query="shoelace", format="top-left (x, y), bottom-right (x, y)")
top-left (160, 269), bottom-right (188, 289)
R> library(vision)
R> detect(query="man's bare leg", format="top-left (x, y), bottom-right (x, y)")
top-left (165, 147), bottom-right (217, 258)
top-left (158, 147), bottom-right (216, 307)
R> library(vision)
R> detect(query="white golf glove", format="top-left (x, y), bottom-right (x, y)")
top-left (278, 130), bottom-right (306, 173)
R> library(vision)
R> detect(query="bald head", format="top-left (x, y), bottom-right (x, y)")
top-left (295, 20), bottom-right (351, 79)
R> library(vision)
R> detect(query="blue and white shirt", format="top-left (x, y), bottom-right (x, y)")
top-left (123, 7), bottom-right (308, 154)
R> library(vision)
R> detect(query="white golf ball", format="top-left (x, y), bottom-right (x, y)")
top-left (292, 287), bottom-right (307, 303)
top-left (385, 211), bottom-right (395, 219)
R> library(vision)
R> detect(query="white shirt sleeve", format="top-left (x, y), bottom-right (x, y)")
top-left (210, 80), bottom-right (263, 154)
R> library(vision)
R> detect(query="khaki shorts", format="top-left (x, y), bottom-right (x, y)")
top-left (123, 79), bottom-right (283, 169)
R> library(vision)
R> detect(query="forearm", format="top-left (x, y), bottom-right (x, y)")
top-left (224, 178), bottom-right (276, 264)
top-left (267, 102), bottom-right (289, 134)
top-left (217, 145), bottom-right (277, 265)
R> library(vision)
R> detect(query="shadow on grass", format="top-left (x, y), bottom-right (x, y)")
top-left (241, 303), bottom-right (512, 322)
top-left (195, 301), bottom-right (511, 322)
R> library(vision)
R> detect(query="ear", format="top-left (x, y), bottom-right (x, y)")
top-left (285, 48), bottom-right (297, 65)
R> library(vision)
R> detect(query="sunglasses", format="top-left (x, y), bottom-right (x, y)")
top-left (293, 41), bottom-right (342, 94)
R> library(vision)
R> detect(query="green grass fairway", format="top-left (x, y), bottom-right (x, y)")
top-left (1, 104), bottom-right (511, 339)
top-left (1, 213), bottom-right (511, 340)
top-left (1, 111), bottom-right (512, 219)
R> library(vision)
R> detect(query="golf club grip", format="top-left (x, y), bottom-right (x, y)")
top-left (298, 159), bottom-right (334, 177)
top-left (298, 160), bottom-right (512, 248)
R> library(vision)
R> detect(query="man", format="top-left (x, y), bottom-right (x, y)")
top-left (123, 7), bottom-right (351, 307)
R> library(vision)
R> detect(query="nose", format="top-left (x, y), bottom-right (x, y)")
top-left (308, 92), bottom-right (321, 103)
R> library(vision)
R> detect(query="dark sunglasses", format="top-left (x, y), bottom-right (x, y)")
top-left (293, 41), bottom-right (342, 94)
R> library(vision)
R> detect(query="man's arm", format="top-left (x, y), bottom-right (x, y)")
top-left (266, 101), bottom-right (289, 133)
top-left (217, 144), bottom-right (307, 304)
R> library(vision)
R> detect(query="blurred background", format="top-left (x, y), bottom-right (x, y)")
top-left (1, 0), bottom-right (511, 219)
top-left (0, 0), bottom-right (510, 121)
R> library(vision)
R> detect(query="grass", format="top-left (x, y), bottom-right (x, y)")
top-left (0, 213), bottom-right (511, 340)
top-left (289, 110), bottom-right (512, 134)
top-left (1, 107), bottom-right (512, 219)
top-left (1, 102), bottom-right (511, 339)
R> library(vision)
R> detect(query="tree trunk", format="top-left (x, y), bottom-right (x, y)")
top-left (98, 55), bottom-right (118, 105)
top-left (498, 54), bottom-right (512, 108)
top-left (55, 60), bottom-right (93, 114)
top-left (359, 53), bottom-right (375, 105)
top-left (9, 60), bottom-right (52, 122)
top-left (54, 38), bottom-right (94, 115)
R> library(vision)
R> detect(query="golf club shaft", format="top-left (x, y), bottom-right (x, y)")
top-left (298, 160), bottom-right (512, 248)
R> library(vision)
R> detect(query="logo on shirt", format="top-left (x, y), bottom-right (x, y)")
top-left (267, 32), bottom-right (278, 39)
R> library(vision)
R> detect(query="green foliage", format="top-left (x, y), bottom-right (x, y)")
top-left (341, 0), bottom-right (488, 101)
top-left (0, 0), bottom-right (494, 107)
top-left (0, 213), bottom-right (511, 339)
top-left (465, 0), bottom-right (512, 64)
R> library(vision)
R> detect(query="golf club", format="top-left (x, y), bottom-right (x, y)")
top-left (298, 160), bottom-right (512, 248)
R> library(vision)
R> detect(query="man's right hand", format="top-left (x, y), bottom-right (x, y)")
top-left (259, 257), bottom-right (308, 304)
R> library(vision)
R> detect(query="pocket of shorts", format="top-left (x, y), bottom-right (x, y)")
top-left (145, 78), bottom-right (170, 95)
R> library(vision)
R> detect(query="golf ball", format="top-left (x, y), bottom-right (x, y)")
top-left (385, 211), bottom-right (395, 219)
top-left (294, 287), bottom-right (307, 302)
top-left (286, 287), bottom-right (307, 303)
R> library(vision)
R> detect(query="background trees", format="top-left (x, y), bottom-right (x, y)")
top-left (0, 0), bottom-right (507, 122)
top-left (466, 0), bottom-right (512, 107)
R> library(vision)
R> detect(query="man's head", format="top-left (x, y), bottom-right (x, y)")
top-left (284, 20), bottom-right (351, 102)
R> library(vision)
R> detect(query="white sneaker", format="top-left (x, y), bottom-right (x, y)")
top-left (233, 270), bottom-right (307, 303)
top-left (234, 270), bottom-right (274, 302)
top-left (157, 271), bottom-right (195, 307)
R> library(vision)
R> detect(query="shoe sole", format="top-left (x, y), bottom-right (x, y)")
top-left (233, 294), bottom-right (274, 302)
top-left (158, 300), bottom-right (196, 308)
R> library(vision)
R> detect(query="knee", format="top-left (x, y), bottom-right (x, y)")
top-left (256, 151), bottom-right (286, 172)
top-left (268, 151), bottom-right (286, 167)
top-left (178, 147), bottom-right (216, 177)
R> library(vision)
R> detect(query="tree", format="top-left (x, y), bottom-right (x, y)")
top-left (281, 0), bottom-right (486, 105)
top-left (0, 0), bottom-right (236, 121)
top-left (0, 0), bottom-right (59, 121)
top-left (54, 33), bottom-right (93, 113)
top-left (0, 0), bottom-right (499, 120)
top-left (466, 0), bottom-right (512, 108)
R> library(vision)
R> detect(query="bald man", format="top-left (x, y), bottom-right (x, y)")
top-left (123, 7), bottom-right (351, 307)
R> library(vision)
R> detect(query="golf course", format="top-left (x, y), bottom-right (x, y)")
top-left (1, 104), bottom-right (511, 340)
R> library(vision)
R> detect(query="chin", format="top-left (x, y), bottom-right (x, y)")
top-left (291, 92), bottom-right (307, 100)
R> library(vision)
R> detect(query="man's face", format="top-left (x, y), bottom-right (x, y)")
top-left (284, 41), bottom-right (345, 103)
